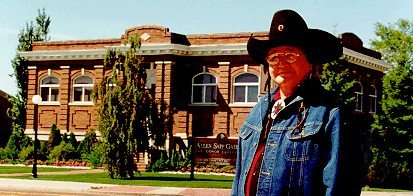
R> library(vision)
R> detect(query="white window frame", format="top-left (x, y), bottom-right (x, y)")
top-left (191, 73), bottom-right (217, 104)
top-left (233, 73), bottom-right (260, 104)
top-left (40, 76), bottom-right (60, 103)
top-left (355, 82), bottom-right (363, 112)
top-left (369, 85), bottom-right (377, 114)
top-left (73, 75), bottom-right (94, 103)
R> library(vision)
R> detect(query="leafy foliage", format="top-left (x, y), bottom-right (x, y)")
top-left (149, 149), bottom-right (191, 172)
top-left (6, 8), bottom-right (51, 157)
top-left (77, 129), bottom-right (97, 156)
top-left (319, 58), bottom-right (356, 108)
top-left (62, 132), bottom-right (69, 143)
top-left (369, 19), bottom-right (413, 189)
top-left (95, 35), bottom-right (169, 179)
top-left (47, 124), bottom-right (62, 148)
top-left (3, 129), bottom-right (32, 161)
top-left (48, 142), bottom-right (76, 161)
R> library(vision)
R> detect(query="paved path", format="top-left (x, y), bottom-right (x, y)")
top-left (0, 168), bottom-right (104, 177)
top-left (0, 168), bottom-right (411, 195)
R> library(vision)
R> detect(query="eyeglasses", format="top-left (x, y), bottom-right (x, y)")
top-left (266, 52), bottom-right (302, 67)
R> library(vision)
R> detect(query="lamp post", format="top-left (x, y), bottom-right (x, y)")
top-left (32, 95), bottom-right (42, 178)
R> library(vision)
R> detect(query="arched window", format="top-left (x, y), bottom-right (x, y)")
top-left (40, 76), bottom-right (59, 102)
top-left (355, 82), bottom-right (363, 112)
top-left (73, 75), bottom-right (93, 102)
top-left (192, 73), bottom-right (217, 103)
top-left (233, 73), bottom-right (259, 103)
top-left (369, 85), bottom-right (377, 113)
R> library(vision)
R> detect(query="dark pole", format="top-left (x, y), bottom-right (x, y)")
top-left (190, 137), bottom-right (195, 180)
top-left (32, 103), bottom-right (38, 178)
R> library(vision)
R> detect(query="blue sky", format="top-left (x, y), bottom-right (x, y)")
top-left (1, 0), bottom-right (412, 96)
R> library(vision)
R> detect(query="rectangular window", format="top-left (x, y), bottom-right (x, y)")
top-left (41, 87), bottom-right (49, 101)
top-left (74, 87), bottom-right (82, 102)
top-left (84, 87), bottom-right (93, 102)
top-left (205, 86), bottom-right (217, 102)
top-left (193, 86), bottom-right (203, 103)
top-left (247, 86), bottom-right (258, 102)
top-left (51, 88), bottom-right (59, 101)
top-left (234, 86), bottom-right (245, 102)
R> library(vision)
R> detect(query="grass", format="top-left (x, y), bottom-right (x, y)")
top-left (0, 166), bottom-right (78, 174)
top-left (1, 172), bottom-right (235, 188)
top-left (362, 186), bottom-right (413, 192)
top-left (1, 167), bottom-right (411, 191)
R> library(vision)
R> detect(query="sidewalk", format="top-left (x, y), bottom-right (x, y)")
top-left (0, 178), bottom-right (231, 195)
top-left (0, 166), bottom-right (412, 195)
top-left (0, 178), bottom-right (412, 196)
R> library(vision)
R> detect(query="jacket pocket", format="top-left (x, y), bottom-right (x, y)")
top-left (287, 121), bottom-right (323, 140)
top-left (238, 124), bottom-right (254, 140)
top-left (283, 121), bottom-right (323, 161)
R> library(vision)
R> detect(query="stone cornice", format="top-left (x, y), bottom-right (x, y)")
top-left (19, 44), bottom-right (391, 72)
top-left (343, 48), bottom-right (391, 72)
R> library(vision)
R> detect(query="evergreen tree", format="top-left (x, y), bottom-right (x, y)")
top-left (69, 132), bottom-right (78, 148)
top-left (5, 8), bottom-right (50, 157)
top-left (95, 35), bottom-right (168, 179)
top-left (62, 132), bottom-right (69, 143)
top-left (47, 124), bottom-right (62, 148)
top-left (369, 19), bottom-right (413, 189)
top-left (319, 58), bottom-right (356, 109)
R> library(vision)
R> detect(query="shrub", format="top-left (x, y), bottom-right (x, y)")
top-left (18, 145), bottom-right (33, 161)
top-left (47, 124), bottom-right (61, 148)
top-left (48, 142), bottom-right (75, 161)
top-left (149, 148), bottom-right (191, 172)
top-left (84, 141), bottom-right (106, 169)
top-left (0, 148), bottom-right (7, 160)
top-left (77, 129), bottom-right (97, 156)
top-left (4, 130), bottom-right (31, 160)
top-left (38, 141), bottom-right (49, 161)
top-left (62, 132), bottom-right (69, 143)
top-left (69, 132), bottom-right (78, 148)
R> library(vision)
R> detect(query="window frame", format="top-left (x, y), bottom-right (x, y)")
top-left (72, 75), bottom-right (94, 103)
top-left (232, 73), bottom-right (260, 104)
top-left (191, 73), bottom-right (218, 104)
top-left (39, 76), bottom-right (60, 103)
top-left (355, 82), bottom-right (363, 112)
top-left (369, 85), bottom-right (377, 114)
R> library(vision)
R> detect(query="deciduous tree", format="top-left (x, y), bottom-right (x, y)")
top-left (369, 19), bottom-right (413, 189)
top-left (95, 36), bottom-right (168, 179)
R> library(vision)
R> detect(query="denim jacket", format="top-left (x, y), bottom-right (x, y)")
top-left (231, 84), bottom-right (343, 196)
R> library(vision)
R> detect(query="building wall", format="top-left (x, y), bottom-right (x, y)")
top-left (23, 26), bottom-right (389, 142)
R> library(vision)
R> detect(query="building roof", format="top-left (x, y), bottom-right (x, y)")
top-left (19, 25), bottom-right (391, 72)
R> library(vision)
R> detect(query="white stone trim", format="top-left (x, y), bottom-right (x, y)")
top-left (39, 101), bottom-right (61, 106)
top-left (60, 66), bottom-right (70, 69)
top-left (25, 129), bottom-right (102, 141)
top-left (228, 103), bottom-right (256, 107)
top-left (218, 62), bottom-right (230, 65)
top-left (188, 103), bottom-right (219, 107)
top-left (19, 44), bottom-right (391, 73)
top-left (343, 48), bottom-right (391, 72)
top-left (28, 66), bottom-right (37, 69)
top-left (68, 102), bottom-right (94, 106)
top-left (94, 65), bottom-right (104, 68)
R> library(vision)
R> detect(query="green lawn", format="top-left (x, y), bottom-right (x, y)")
top-left (0, 166), bottom-right (78, 174)
top-left (362, 186), bottom-right (413, 192)
top-left (2, 172), bottom-right (235, 188)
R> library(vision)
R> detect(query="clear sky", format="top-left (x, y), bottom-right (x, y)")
top-left (0, 0), bottom-right (412, 96)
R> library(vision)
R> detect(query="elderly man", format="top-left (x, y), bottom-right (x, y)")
top-left (231, 9), bottom-right (351, 196)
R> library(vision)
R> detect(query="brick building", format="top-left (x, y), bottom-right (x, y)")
top-left (20, 26), bottom-right (390, 148)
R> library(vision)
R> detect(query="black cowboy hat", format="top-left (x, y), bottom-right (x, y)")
top-left (248, 9), bottom-right (343, 66)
